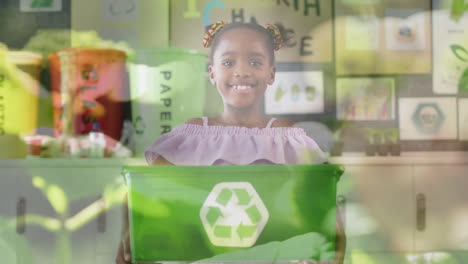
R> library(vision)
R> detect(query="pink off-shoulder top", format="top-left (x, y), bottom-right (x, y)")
top-left (145, 117), bottom-right (327, 165)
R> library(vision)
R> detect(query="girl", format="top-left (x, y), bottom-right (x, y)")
top-left (145, 21), bottom-right (327, 166)
top-left (116, 21), bottom-right (345, 264)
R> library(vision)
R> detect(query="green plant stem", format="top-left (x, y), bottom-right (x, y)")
top-left (65, 199), bottom-right (108, 232)
top-left (8, 214), bottom-right (61, 232)
top-left (65, 191), bottom-right (124, 232)
top-left (55, 229), bottom-right (72, 264)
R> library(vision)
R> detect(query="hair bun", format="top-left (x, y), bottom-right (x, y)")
top-left (265, 24), bottom-right (284, 51)
top-left (203, 21), bottom-right (228, 48)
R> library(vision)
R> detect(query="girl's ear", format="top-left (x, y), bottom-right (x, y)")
top-left (268, 66), bottom-right (276, 85)
top-left (208, 64), bottom-right (215, 85)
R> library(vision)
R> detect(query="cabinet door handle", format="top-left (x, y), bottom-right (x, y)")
top-left (16, 197), bottom-right (26, 234)
top-left (416, 193), bottom-right (426, 232)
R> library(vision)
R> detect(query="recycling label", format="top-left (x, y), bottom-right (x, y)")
top-left (200, 182), bottom-right (269, 247)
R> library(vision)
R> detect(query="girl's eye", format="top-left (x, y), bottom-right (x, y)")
top-left (250, 60), bottom-right (262, 67)
top-left (222, 60), bottom-right (234, 67)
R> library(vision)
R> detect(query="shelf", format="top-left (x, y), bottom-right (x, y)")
top-left (0, 157), bottom-right (148, 168)
top-left (0, 152), bottom-right (467, 169)
top-left (329, 152), bottom-right (468, 165)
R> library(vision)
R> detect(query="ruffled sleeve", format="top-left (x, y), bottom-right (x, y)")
top-left (145, 124), bottom-right (327, 166)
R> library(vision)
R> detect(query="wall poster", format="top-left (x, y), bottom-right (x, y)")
top-left (336, 77), bottom-right (395, 121)
top-left (432, 9), bottom-right (468, 94)
top-left (385, 8), bottom-right (427, 51)
top-left (170, 0), bottom-right (333, 63)
top-left (265, 71), bottom-right (324, 114)
top-left (334, 0), bottom-right (432, 75)
top-left (399, 97), bottom-right (457, 140)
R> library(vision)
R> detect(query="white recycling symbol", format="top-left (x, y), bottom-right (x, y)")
top-left (200, 182), bottom-right (269, 247)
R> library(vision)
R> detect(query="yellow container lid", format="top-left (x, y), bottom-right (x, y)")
top-left (7, 51), bottom-right (43, 66)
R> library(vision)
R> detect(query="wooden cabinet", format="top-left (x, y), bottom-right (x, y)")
top-left (0, 159), bottom-right (144, 264)
top-left (337, 165), bottom-right (414, 253)
top-left (414, 165), bottom-right (468, 252)
top-left (331, 154), bottom-right (468, 263)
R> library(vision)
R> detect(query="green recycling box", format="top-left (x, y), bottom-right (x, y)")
top-left (129, 48), bottom-right (207, 156)
top-left (122, 164), bottom-right (343, 263)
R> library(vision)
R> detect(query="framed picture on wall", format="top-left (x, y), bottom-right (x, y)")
top-left (334, 0), bottom-right (431, 74)
top-left (432, 9), bottom-right (468, 94)
top-left (336, 77), bottom-right (395, 120)
top-left (399, 97), bottom-right (457, 140)
top-left (265, 71), bottom-right (324, 114)
top-left (385, 8), bottom-right (426, 51)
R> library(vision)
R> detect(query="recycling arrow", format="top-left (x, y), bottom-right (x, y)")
top-left (206, 206), bottom-right (223, 227)
top-left (200, 182), bottom-right (269, 247)
top-left (233, 188), bottom-right (251, 205)
top-left (214, 225), bottom-right (231, 238)
top-left (216, 188), bottom-right (232, 206)
top-left (245, 205), bottom-right (262, 224)
top-left (237, 223), bottom-right (257, 239)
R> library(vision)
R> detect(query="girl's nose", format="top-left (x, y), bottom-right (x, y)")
top-left (234, 64), bottom-right (251, 77)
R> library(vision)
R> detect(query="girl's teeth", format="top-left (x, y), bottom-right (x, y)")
top-left (234, 85), bottom-right (251, 90)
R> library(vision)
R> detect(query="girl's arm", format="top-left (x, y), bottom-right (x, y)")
top-left (335, 207), bottom-right (347, 264)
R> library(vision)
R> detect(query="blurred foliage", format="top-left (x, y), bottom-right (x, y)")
top-left (450, 0), bottom-right (468, 22)
top-left (46, 184), bottom-right (68, 215)
top-left (23, 30), bottom-right (134, 67)
top-left (200, 232), bottom-right (335, 262)
top-left (0, 218), bottom-right (33, 264)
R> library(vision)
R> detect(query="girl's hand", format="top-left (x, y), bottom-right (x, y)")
top-left (116, 194), bottom-right (131, 264)
top-left (115, 229), bottom-right (131, 264)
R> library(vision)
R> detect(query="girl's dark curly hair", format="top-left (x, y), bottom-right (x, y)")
top-left (206, 22), bottom-right (293, 65)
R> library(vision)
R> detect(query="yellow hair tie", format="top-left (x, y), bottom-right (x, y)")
top-left (203, 21), bottom-right (228, 48)
top-left (265, 24), bottom-right (283, 51)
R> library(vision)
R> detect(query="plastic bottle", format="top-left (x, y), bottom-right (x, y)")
top-left (89, 123), bottom-right (106, 158)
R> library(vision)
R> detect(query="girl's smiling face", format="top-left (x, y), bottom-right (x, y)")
top-left (209, 27), bottom-right (276, 111)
